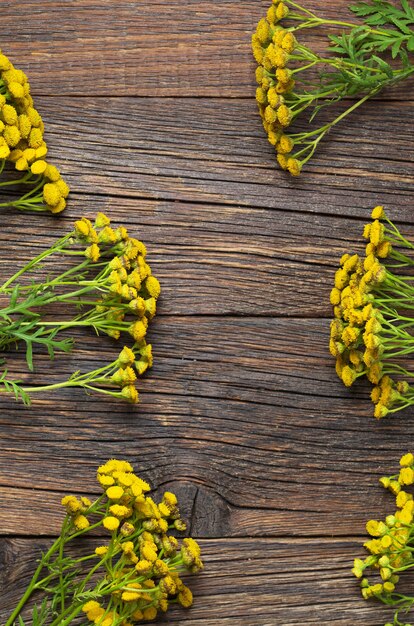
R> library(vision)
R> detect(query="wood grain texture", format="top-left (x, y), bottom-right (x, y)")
top-left (2, 0), bottom-right (414, 99)
top-left (38, 97), bottom-right (414, 214)
top-left (2, 0), bottom-right (414, 623)
top-left (0, 318), bottom-right (411, 539)
top-left (1, 96), bottom-right (414, 318)
top-left (0, 538), bottom-right (403, 625)
top-left (0, 199), bottom-right (386, 317)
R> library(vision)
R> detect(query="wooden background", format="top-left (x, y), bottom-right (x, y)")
top-left (1, 1), bottom-right (414, 624)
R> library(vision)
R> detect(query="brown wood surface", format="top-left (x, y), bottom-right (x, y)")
top-left (1, 537), bottom-right (405, 625)
top-left (1, 1), bottom-right (414, 625)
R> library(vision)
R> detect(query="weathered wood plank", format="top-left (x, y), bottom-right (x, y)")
top-left (1, 0), bottom-right (413, 624)
top-left (3, 0), bottom-right (414, 99)
top-left (2, 97), bottom-right (414, 317)
top-left (1, 196), bottom-right (413, 317)
top-left (0, 537), bottom-right (400, 624)
top-left (33, 96), bottom-right (414, 217)
top-left (0, 318), bottom-right (410, 537)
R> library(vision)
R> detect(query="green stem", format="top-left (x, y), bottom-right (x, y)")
top-left (0, 170), bottom-right (34, 187)
top-left (0, 234), bottom-right (72, 292)
top-left (4, 534), bottom-right (63, 626)
top-left (59, 518), bottom-right (68, 615)
top-left (48, 602), bottom-right (84, 626)
top-left (295, 89), bottom-right (377, 141)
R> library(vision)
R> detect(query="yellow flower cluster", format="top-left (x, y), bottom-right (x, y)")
top-left (110, 345), bottom-right (151, 404)
top-left (61, 494), bottom-right (92, 531)
top-left (0, 49), bottom-right (69, 212)
top-left (74, 212), bottom-right (161, 348)
top-left (330, 206), bottom-right (414, 419)
top-left (353, 453), bottom-right (414, 622)
top-left (59, 459), bottom-right (203, 625)
top-left (73, 214), bottom-right (159, 401)
top-left (252, 2), bottom-right (301, 176)
top-left (0, 213), bottom-right (159, 404)
top-left (252, 1), bottom-right (414, 175)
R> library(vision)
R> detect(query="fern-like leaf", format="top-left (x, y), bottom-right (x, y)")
top-left (0, 370), bottom-right (32, 405)
top-left (351, 0), bottom-right (414, 29)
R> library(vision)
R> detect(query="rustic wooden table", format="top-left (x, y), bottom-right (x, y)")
top-left (1, 1), bottom-right (414, 624)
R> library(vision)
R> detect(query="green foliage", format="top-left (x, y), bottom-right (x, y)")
top-left (351, 0), bottom-right (414, 31)
top-left (350, 0), bottom-right (414, 55)
top-left (5, 461), bottom-right (203, 626)
top-left (253, 0), bottom-right (414, 172)
top-left (0, 370), bottom-right (31, 405)
top-left (0, 214), bottom-right (158, 404)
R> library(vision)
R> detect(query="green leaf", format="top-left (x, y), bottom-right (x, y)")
top-left (401, 0), bottom-right (414, 19)
top-left (389, 15), bottom-right (412, 34)
top-left (10, 284), bottom-right (19, 308)
top-left (0, 371), bottom-right (32, 405)
top-left (400, 47), bottom-right (409, 64)
top-left (391, 38), bottom-right (403, 58)
top-left (351, 0), bottom-right (414, 29)
top-left (350, 3), bottom-right (379, 17)
top-left (26, 341), bottom-right (33, 372)
top-left (47, 343), bottom-right (55, 360)
top-left (371, 55), bottom-right (394, 77)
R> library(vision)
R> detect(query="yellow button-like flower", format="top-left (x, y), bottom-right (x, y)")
top-left (178, 585), bottom-right (193, 608)
top-left (145, 276), bottom-right (161, 299)
top-left (85, 244), bottom-right (100, 262)
top-left (49, 198), bottom-right (66, 214)
top-left (121, 590), bottom-right (141, 602)
top-left (121, 385), bottom-right (139, 404)
top-left (95, 212), bottom-right (111, 228)
top-left (103, 515), bottom-right (120, 531)
top-left (74, 514), bottom-right (90, 530)
top-left (82, 600), bottom-right (101, 613)
top-left (400, 453), bottom-right (414, 467)
top-left (0, 143), bottom-right (10, 159)
top-left (4, 124), bottom-right (21, 147)
top-left (142, 607), bottom-right (157, 620)
top-left (27, 106), bottom-right (42, 127)
top-left (371, 205), bottom-right (385, 220)
top-left (2, 104), bottom-right (18, 125)
top-left (399, 467), bottom-right (414, 486)
top-left (141, 542), bottom-right (158, 562)
top-left (43, 182), bottom-right (61, 207)
top-left (28, 127), bottom-right (43, 148)
top-left (106, 485), bottom-right (124, 500)
top-left (109, 504), bottom-right (131, 518)
top-left (8, 81), bottom-right (25, 98)
top-left (118, 346), bottom-right (136, 367)
top-left (31, 159), bottom-right (48, 175)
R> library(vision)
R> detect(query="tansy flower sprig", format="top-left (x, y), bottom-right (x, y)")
top-left (0, 212), bottom-right (160, 404)
top-left (252, 0), bottom-right (414, 175)
top-left (5, 459), bottom-right (203, 626)
top-left (330, 206), bottom-right (414, 419)
top-left (0, 49), bottom-right (69, 212)
top-left (352, 452), bottom-right (414, 626)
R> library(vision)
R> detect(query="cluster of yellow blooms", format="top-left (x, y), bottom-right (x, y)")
top-left (73, 212), bottom-right (161, 346)
top-left (353, 453), bottom-right (414, 625)
top-left (75, 460), bottom-right (202, 623)
top-left (252, 1), bottom-right (414, 175)
top-left (5, 460), bottom-right (203, 626)
top-left (0, 213), bottom-right (160, 404)
top-left (252, 1), bottom-right (301, 176)
top-left (330, 206), bottom-right (414, 419)
top-left (0, 49), bottom-right (69, 212)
